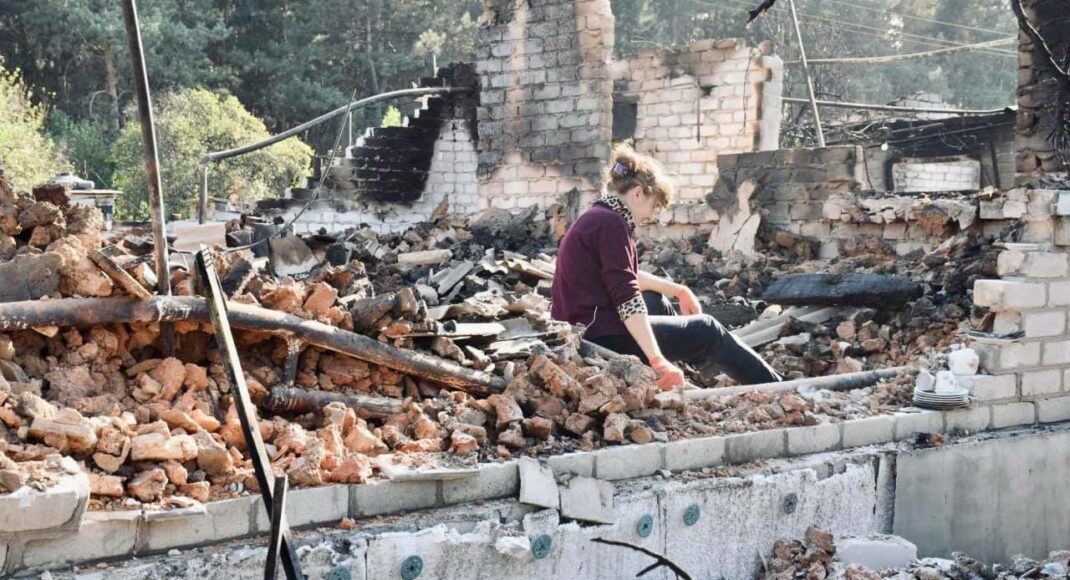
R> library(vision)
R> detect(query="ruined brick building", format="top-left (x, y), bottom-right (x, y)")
top-left (258, 0), bottom-right (782, 236)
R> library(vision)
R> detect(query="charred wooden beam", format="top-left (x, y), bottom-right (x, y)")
top-left (0, 296), bottom-right (506, 395)
top-left (761, 273), bottom-right (922, 308)
top-left (90, 248), bottom-right (152, 300)
top-left (261, 387), bottom-right (403, 418)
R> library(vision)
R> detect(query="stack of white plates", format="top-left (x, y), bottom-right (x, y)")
top-left (913, 387), bottom-right (970, 410)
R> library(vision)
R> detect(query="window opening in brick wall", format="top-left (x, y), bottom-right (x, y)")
top-left (612, 97), bottom-right (638, 142)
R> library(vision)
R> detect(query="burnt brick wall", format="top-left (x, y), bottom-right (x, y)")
top-left (614, 39), bottom-right (783, 202)
top-left (1016, 0), bottom-right (1070, 180)
top-left (475, 0), bottom-right (615, 212)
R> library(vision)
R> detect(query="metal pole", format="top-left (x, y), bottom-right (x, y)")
top-left (198, 162), bottom-right (208, 225)
top-left (787, 0), bottom-right (826, 146)
top-left (121, 0), bottom-right (173, 355)
top-left (121, 0), bottom-right (172, 295)
top-left (197, 250), bottom-right (304, 580)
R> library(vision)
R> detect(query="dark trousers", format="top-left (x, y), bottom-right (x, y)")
top-left (589, 291), bottom-right (783, 385)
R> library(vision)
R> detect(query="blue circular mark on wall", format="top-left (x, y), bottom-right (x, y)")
top-left (783, 493), bottom-right (799, 514)
top-left (400, 555), bottom-right (423, 579)
top-left (531, 534), bottom-right (553, 559)
top-left (683, 503), bottom-right (701, 526)
top-left (636, 514), bottom-right (654, 538)
top-left (327, 567), bottom-right (351, 580)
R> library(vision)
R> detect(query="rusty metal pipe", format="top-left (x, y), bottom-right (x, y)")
top-left (0, 296), bottom-right (505, 395)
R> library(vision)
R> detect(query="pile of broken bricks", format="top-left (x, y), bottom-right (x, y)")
top-left (0, 163), bottom-right (1009, 513)
top-left (764, 526), bottom-right (1070, 580)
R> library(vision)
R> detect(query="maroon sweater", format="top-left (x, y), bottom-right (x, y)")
top-left (551, 202), bottom-right (642, 339)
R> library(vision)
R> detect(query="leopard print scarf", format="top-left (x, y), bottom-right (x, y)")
top-left (596, 194), bottom-right (636, 231)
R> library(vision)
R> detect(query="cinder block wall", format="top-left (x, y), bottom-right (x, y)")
top-left (274, 119), bottom-right (480, 235)
top-left (891, 157), bottom-right (981, 193)
top-left (475, 0), bottom-right (615, 212)
top-left (706, 147), bottom-right (985, 259)
top-left (973, 190), bottom-right (1070, 424)
top-left (615, 38), bottom-right (783, 202)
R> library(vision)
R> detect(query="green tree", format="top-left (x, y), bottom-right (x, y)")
top-left (0, 0), bottom-right (230, 132)
top-left (0, 57), bottom-right (68, 190)
top-left (48, 112), bottom-right (117, 188)
top-left (113, 88), bottom-right (311, 220)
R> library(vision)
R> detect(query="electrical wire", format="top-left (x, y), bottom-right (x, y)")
top-left (684, 0), bottom-right (1016, 57)
top-left (810, 0), bottom-right (1015, 38)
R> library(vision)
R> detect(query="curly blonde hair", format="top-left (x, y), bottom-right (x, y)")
top-left (603, 143), bottom-right (676, 210)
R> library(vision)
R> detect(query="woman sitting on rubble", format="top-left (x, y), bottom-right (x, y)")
top-left (551, 144), bottom-right (783, 389)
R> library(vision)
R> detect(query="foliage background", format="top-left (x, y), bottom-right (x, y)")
top-left (0, 0), bottom-right (1020, 197)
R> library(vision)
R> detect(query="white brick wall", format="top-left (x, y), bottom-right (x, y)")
top-left (281, 120), bottom-right (481, 235)
top-left (616, 39), bottom-right (783, 202)
top-left (892, 157), bottom-right (981, 193)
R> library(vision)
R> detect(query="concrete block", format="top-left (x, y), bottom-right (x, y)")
top-left (519, 458), bottom-right (558, 510)
top-left (546, 452), bottom-right (594, 478)
top-left (0, 472), bottom-right (88, 534)
top-left (442, 461), bottom-right (519, 505)
top-left (973, 280), bottom-right (1047, 310)
top-left (1022, 253), bottom-right (1070, 278)
top-left (595, 443), bottom-right (664, 481)
top-left (1021, 368), bottom-right (1061, 396)
top-left (1043, 340), bottom-right (1070, 365)
top-left (995, 341), bottom-right (1042, 370)
top-left (944, 406), bottom-right (991, 434)
top-left (786, 423), bottom-right (841, 455)
top-left (725, 428), bottom-right (785, 464)
top-left (143, 496), bottom-right (253, 552)
top-left (1055, 192), bottom-right (1070, 215)
top-left (836, 535), bottom-right (918, 570)
top-left (990, 401), bottom-right (1036, 429)
top-left (1050, 280), bottom-right (1070, 306)
top-left (1023, 310), bottom-right (1066, 337)
top-left (893, 411), bottom-right (944, 441)
top-left (1037, 396), bottom-right (1070, 423)
top-left (842, 416), bottom-right (896, 448)
top-left (21, 510), bottom-right (140, 568)
top-left (252, 483), bottom-right (349, 532)
top-left (559, 477), bottom-right (614, 524)
top-left (664, 435), bottom-right (726, 471)
top-left (351, 480), bottom-right (439, 517)
top-left (969, 374), bottom-right (1018, 401)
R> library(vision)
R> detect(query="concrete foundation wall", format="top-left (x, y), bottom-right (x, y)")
top-left (894, 426), bottom-right (1070, 563)
top-left (67, 425), bottom-right (1070, 578)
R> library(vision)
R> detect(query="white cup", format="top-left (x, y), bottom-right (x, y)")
top-left (915, 369), bottom-right (935, 392)
top-left (948, 349), bottom-right (980, 376)
top-left (935, 370), bottom-right (958, 394)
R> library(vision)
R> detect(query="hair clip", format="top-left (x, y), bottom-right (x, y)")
top-left (611, 160), bottom-right (632, 178)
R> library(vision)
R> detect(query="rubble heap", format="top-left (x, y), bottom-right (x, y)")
top-left (765, 527), bottom-right (1070, 580)
top-left (0, 166), bottom-right (991, 509)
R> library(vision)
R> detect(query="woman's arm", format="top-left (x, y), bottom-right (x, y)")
top-left (637, 270), bottom-right (683, 295)
top-left (623, 313), bottom-right (685, 390)
top-left (637, 271), bottom-right (702, 316)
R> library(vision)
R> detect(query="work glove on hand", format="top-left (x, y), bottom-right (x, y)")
top-left (675, 286), bottom-right (702, 316)
top-left (649, 355), bottom-right (686, 391)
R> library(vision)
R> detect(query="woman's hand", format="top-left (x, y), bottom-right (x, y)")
top-left (674, 286), bottom-right (702, 316)
top-left (649, 355), bottom-right (685, 390)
